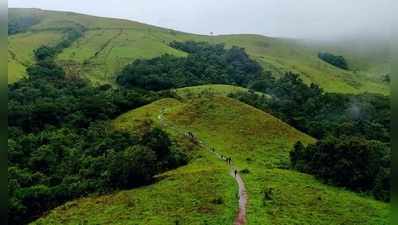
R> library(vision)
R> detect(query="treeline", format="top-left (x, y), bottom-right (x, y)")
top-left (8, 29), bottom-right (187, 225)
top-left (34, 26), bottom-right (85, 61)
top-left (230, 72), bottom-right (390, 142)
top-left (291, 137), bottom-right (390, 201)
top-left (8, 16), bottom-right (41, 35)
top-left (229, 72), bottom-right (390, 201)
top-left (117, 41), bottom-right (263, 90)
top-left (318, 52), bottom-right (349, 70)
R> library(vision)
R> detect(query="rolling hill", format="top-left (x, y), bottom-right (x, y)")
top-left (32, 93), bottom-right (389, 225)
top-left (8, 7), bottom-right (390, 225)
top-left (8, 8), bottom-right (390, 95)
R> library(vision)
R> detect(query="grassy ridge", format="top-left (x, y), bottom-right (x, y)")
top-left (8, 8), bottom-right (389, 94)
top-left (33, 94), bottom-right (389, 225)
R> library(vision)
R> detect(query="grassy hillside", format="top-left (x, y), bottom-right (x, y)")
top-left (8, 8), bottom-right (389, 94)
top-left (33, 95), bottom-right (389, 225)
top-left (32, 152), bottom-right (237, 225)
top-left (8, 30), bottom-right (63, 82)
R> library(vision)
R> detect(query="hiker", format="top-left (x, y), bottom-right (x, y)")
top-left (229, 157), bottom-right (232, 165)
top-left (234, 169), bottom-right (238, 177)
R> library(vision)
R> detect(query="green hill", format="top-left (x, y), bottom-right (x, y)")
top-left (8, 8), bottom-right (389, 95)
top-left (33, 95), bottom-right (389, 225)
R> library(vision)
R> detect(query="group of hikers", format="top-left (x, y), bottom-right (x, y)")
top-left (221, 154), bottom-right (237, 177)
top-left (189, 132), bottom-right (238, 177)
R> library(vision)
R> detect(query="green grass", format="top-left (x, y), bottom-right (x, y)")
top-left (33, 98), bottom-right (238, 225)
top-left (8, 8), bottom-right (390, 94)
top-left (33, 95), bottom-right (389, 225)
top-left (164, 96), bottom-right (389, 225)
top-left (32, 152), bottom-right (237, 225)
top-left (8, 30), bottom-right (63, 83)
top-left (176, 84), bottom-right (269, 99)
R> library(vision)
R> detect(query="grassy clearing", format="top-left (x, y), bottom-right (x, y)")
top-left (9, 8), bottom-right (389, 94)
top-left (34, 95), bottom-right (389, 224)
top-left (8, 30), bottom-right (63, 83)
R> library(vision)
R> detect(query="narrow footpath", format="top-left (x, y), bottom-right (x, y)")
top-left (158, 109), bottom-right (248, 224)
top-left (230, 169), bottom-right (247, 225)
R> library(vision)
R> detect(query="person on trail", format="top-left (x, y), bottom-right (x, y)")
top-left (229, 157), bottom-right (232, 165)
top-left (234, 169), bottom-right (238, 177)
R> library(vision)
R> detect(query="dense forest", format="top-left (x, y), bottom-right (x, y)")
top-left (117, 41), bottom-right (263, 90)
top-left (290, 137), bottom-right (390, 201)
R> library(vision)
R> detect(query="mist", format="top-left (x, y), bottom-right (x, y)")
top-left (8, 0), bottom-right (393, 40)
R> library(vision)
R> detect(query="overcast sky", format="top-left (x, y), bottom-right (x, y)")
top-left (8, 0), bottom-right (392, 40)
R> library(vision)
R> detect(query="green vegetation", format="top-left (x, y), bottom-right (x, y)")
top-left (230, 72), bottom-right (390, 200)
top-left (117, 41), bottom-right (262, 90)
top-left (8, 32), bottom-right (187, 224)
top-left (7, 8), bottom-right (390, 225)
top-left (291, 137), bottom-right (390, 201)
top-left (32, 153), bottom-right (237, 225)
top-left (34, 95), bottom-right (389, 225)
top-left (176, 84), bottom-right (268, 99)
top-left (230, 73), bottom-right (390, 142)
top-left (8, 31), bottom-right (63, 83)
top-left (318, 52), bottom-right (349, 70)
top-left (8, 8), bottom-right (389, 94)
top-left (8, 15), bottom-right (41, 35)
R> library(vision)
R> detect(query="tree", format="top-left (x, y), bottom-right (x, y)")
top-left (318, 52), bottom-right (349, 70)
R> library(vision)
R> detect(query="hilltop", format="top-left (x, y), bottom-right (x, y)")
top-left (8, 8), bottom-right (389, 94)
top-left (32, 94), bottom-right (389, 225)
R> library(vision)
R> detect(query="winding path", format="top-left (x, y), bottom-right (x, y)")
top-left (157, 109), bottom-right (248, 224)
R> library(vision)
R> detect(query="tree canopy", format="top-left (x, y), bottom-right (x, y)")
top-left (117, 41), bottom-right (263, 90)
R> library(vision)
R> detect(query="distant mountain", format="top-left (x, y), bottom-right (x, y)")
top-left (8, 8), bottom-right (389, 94)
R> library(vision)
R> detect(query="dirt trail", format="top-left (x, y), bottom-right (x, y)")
top-left (157, 109), bottom-right (248, 224)
top-left (231, 169), bottom-right (247, 225)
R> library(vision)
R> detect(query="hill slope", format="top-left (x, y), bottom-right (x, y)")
top-left (33, 95), bottom-right (389, 225)
top-left (8, 8), bottom-right (389, 94)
